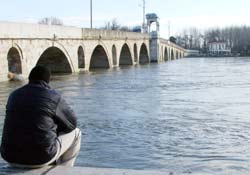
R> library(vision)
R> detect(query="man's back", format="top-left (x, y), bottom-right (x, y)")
top-left (1, 66), bottom-right (79, 167)
top-left (1, 81), bottom-right (61, 165)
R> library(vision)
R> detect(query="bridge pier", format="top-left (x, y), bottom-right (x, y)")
top-left (149, 36), bottom-right (160, 62)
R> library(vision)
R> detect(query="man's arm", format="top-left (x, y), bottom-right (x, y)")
top-left (55, 97), bottom-right (77, 134)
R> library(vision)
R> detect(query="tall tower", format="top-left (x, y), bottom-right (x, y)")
top-left (146, 13), bottom-right (160, 36)
top-left (146, 13), bottom-right (160, 62)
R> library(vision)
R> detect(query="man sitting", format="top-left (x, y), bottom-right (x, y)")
top-left (1, 65), bottom-right (81, 168)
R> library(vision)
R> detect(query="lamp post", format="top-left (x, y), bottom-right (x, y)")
top-left (168, 21), bottom-right (171, 39)
top-left (143, 0), bottom-right (145, 25)
top-left (90, 0), bottom-right (92, 29)
top-left (142, 0), bottom-right (146, 33)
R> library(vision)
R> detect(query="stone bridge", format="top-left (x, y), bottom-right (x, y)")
top-left (0, 22), bottom-right (185, 82)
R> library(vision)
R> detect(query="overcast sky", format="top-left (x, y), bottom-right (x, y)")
top-left (1, 0), bottom-right (250, 38)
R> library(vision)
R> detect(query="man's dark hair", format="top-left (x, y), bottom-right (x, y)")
top-left (29, 65), bottom-right (51, 83)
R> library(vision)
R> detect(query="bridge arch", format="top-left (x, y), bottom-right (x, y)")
top-left (37, 46), bottom-right (72, 73)
top-left (176, 51), bottom-right (179, 59)
top-left (119, 43), bottom-right (133, 66)
top-left (78, 46), bottom-right (85, 69)
top-left (112, 45), bottom-right (117, 66)
top-left (161, 46), bottom-right (164, 62)
top-left (7, 46), bottom-right (23, 74)
top-left (164, 47), bottom-right (169, 61)
top-left (139, 43), bottom-right (149, 64)
top-left (159, 46), bottom-right (164, 61)
top-left (133, 43), bottom-right (138, 63)
top-left (171, 49), bottom-right (174, 60)
top-left (90, 45), bottom-right (110, 69)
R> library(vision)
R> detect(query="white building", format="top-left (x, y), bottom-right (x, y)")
top-left (208, 41), bottom-right (231, 56)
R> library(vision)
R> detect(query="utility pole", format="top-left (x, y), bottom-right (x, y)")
top-left (168, 21), bottom-right (171, 39)
top-left (90, 0), bottom-right (93, 29)
top-left (142, 0), bottom-right (146, 33)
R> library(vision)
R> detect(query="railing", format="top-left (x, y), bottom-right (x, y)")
top-left (0, 21), bottom-right (149, 40)
top-left (159, 38), bottom-right (185, 51)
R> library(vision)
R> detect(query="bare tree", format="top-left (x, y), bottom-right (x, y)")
top-left (176, 27), bottom-right (202, 50)
top-left (102, 18), bottom-right (132, 32)
top-left (110, 19), bottom-right (120, 30)
top-left (38, 17), bottom-right (63, 26)
top-left (103, 19), bottom-right (120, 30)
top-left (119, 26), bottom-right (130, 32)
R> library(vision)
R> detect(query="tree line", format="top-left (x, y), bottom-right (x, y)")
top-left (100, 19), bottom-right (142, 32)
top-left (174, 26), bottom-right (250, 56)
top-left (38, 17), bottom-right (141, 33)
top-left (38, 17), bottom-right (63, 26)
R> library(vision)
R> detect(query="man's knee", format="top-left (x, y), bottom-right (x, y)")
top-left (75, 128), bottom-right (81, 135)
top-left (74, 128), bottom-right (81, 140)
top-left (72, 128), bottom-right (81, 149)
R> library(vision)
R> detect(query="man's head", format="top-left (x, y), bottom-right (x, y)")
top-left (29, 65), bottom-right (51, 83)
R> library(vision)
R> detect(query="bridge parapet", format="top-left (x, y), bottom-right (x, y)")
top-left (159, 38), bottom-right (184, 51)
top-left (81, 28), bottom-right (149, 40)
top-left (0, 22), bottom-right (149, 40)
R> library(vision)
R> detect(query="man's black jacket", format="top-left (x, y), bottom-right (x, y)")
top-left (0, 80), bottom-right (77, 165)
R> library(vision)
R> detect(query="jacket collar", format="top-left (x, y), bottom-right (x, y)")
top-left (28, 80), bottom-right (51, 89)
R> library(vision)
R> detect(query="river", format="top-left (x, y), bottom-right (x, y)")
top-left (0, 57), bottom-right (250, 174)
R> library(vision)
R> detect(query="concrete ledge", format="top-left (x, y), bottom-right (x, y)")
top-left (0, 159), bottom-right (209, 175)
top-left (8, 166), bottom-right (175, 175)
top-left (3, 166), bottom-right (214, 175)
